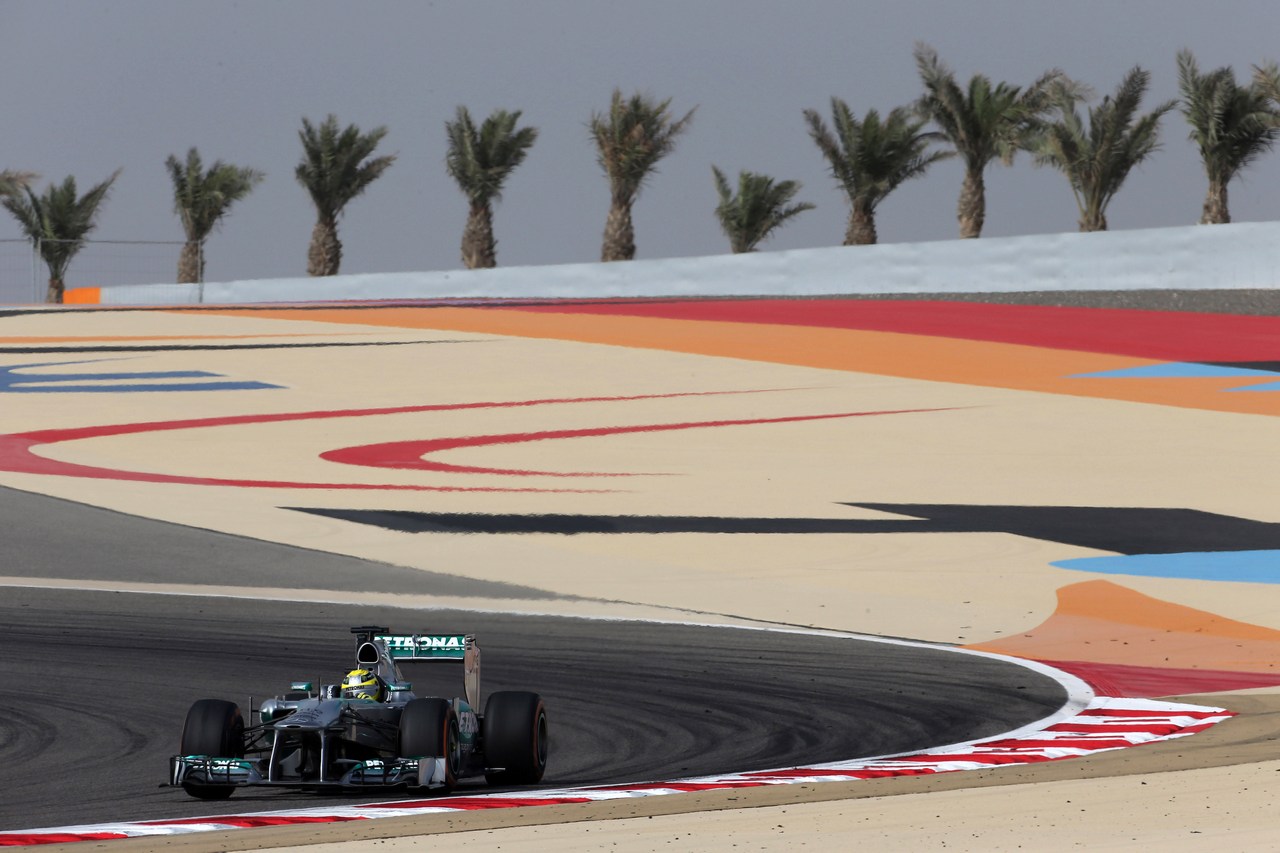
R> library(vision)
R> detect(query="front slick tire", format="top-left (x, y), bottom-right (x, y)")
top-left (399, 698), bottom-right (461, 792)
top-left (482, 691), bottom-right (547, 786)
top-left (179, 698), bottom-right (244, 800)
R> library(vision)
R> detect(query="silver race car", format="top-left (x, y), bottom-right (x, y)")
top-left (169, 626), bottom-right (548, 799)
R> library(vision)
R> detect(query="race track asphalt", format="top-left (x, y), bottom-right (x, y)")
top-left (0, 486), bottom-right (1068, 831)
top-left (0, 486), bottom-right (553, 599)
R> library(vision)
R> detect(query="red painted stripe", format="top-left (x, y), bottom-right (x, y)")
top-left (0, 391), bottom-right (742, 491)
top-left (321, 409), bottom-right (948, 477)
top-left (586, 781), bottom-right (767, 793)
top-left (1035, 659), bottom-right (1280, 698)
top-left (0, 834), bottom-right (127, 847)
top-left (882, 752), bottom-right (1060, 766)
top-left (1044, 723), bottom-right (1183, 734)
top-left (841, 767), bottom-right (942, 779)
top-left (144, 815), bottom-right (363, 828)
top-left (513, 299), bottom-right (1280, 362)
top-left (739, 768), bottom-right (878, 780)
top-left (1076, 707), bottom-right (1226, 719)
top-left (742, 767), bottom-right (941, 779)
top-left (10, 391), bottom-right (748, 445)
top-left (957, 738), bottom-right (1137, 750)
top-left (364, 796), bottom-right (596, 810)
top-left (586, 778), bottom-right (773, 794)
top-left (0, 430), bottom-right (570, 492)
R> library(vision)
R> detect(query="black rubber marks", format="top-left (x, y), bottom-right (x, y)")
top-left (287, 503), bottom-right (1280, 554)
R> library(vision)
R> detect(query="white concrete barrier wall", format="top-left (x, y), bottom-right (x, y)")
top-left (98, 221), bottom-right (1280, 305)
top-left (98, 282), bottom-right (202, 305)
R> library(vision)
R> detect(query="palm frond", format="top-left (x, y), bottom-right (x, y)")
top-left (2, 171), bottom-right (120, 281)
top-left (1032, 66), bottom-right (1174, 230)
top-left (914, 42), bottom-right (1082, 170)
top-left (0, 170), bottom-right (38, 197)
top-left (711, 165), bottom-right (813, 253)
top-left (1254, 62), bottom-right (1280, 105)
top-left (166, 147), bottom-right (264, 241)
top-left (295, 114), bottom-right (396, 220)
top-left (1179, 50), bottom-right (1280, 186)
top-left (806, 96), bottom-right (951, 215)
top-left (445, 106), bottom-right (538, 205)
top-left (589, 89), bottom-right (696, 204)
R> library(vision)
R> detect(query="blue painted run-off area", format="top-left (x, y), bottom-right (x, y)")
top-left (1072, 362), bottom-right (1280, 391)
top-left (0, 361), bottom-right (280, 393)
top-left (1052, 550), bottom-right (1280, 584)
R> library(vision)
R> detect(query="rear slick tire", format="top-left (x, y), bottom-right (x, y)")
top-left (482, 691), bottom-right (547, 786)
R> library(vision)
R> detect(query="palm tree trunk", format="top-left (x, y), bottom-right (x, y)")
top-left (46, 277), bottom-right (63, 304)
top-left (177, 240), bottom-right (203, 284)
top-left (957, 168), bottom-right (985, 239)
top-left (307, 217), bottom-right (342, 276)
top-left (845, 203), bottom-right (878, 245)
top-left (1078, 210), bottom-right (1108, 232)
top-left (1200, 180), bottom-right (1230, 224)
top-left (601, 200), bottom-right (635, 262)
top-left (461, 201), bottom-right (497, 269)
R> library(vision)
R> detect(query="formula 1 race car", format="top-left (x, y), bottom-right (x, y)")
top-left (169, 626), bottom-right (548, 799)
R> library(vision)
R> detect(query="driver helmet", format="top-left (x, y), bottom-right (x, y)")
top-left (341, 668), bottom-right (386, 701)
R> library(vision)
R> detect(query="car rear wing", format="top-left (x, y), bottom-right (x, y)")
top-left (351, 628), bottom-right (481, 709)
top-left (375, 634), bottom-right (474, 660)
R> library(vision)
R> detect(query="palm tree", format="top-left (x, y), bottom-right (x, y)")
top-left (589, 90), bottom-right (695, 261)
top-left (914, 43), bottom-right (1078, 238)
top-left (295, 114), bottom-right (396, 276)
top-left (166, 148), bottom-right (264, 283)
top-left (711, 167), bottom-right (814, 253)
top-left (1033, 67), bottom-right (1176, 232)
top-left (444, 106), bottom-right (538, 269)
top-left (2, 172), bottom-right (119, 303)
top-left (1178, 51), bottom-right (1280, 224)
top-left (804, 98), bottom-right (951, 245)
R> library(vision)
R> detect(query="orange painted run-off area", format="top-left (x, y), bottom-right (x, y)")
top-left (191, 305), bottom-right (1280, 417)
top-left (968, 580), bottom-right (1280, 674)
top-left (63, 287), bottom-right (100, 304)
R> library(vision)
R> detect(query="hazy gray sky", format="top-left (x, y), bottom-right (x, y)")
top-left (4, 0), bottom-right (1280, 288)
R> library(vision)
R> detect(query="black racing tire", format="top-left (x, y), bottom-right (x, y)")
top-left (482, 691), bottom-right (547, 786)
top-left (179, 698), bottom-right (244, 800)
top-left (398, 698), bottom-right (461, 791)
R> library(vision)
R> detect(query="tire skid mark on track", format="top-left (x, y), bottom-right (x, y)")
top-left (0, 586), bottom-right (1066, 833)
top-left (0, 590), bottom-right (1230, 846)
top-left (0, 698), bottom-right (1231, 846)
